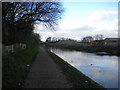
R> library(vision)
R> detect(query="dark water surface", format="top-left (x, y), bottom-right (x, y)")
top-left (50, 48), bottom-right (118, 88)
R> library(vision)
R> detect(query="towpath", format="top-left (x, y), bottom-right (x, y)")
top-left (24, 47), bottom-right (73, 88)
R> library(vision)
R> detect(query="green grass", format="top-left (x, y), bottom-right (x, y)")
top-left (3, 46), bottom-right (39, 88)
top-left (46, 48), bottom-right (105, 88)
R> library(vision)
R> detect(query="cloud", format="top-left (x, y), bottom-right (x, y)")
top-left (88, 10), bottom-right (118, 21)
top-left (77, 26), bottom-right (96, 31)
top-left (34, 10), bottom-right (118, 41)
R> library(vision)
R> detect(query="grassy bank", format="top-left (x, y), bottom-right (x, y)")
top-left (3, 46), bottom-right (39, 88)
top-left (46, 48), bottom-right (105, 88)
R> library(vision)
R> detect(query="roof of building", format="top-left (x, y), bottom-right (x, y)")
top-left (104, 38), bottom-right (120, 42)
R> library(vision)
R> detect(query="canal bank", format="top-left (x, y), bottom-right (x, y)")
top-left (46, 47), bottom-right (104, 88)
top-left (49, 47), bottom-right (118, 88)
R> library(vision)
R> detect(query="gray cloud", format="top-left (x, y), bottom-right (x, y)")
top-left (74, 26), bottom-right (96, 31)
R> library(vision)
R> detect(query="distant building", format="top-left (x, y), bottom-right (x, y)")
top-left (90, 40), bottom-right (104, 45)
top-left (90, 38), bottom-right (120, 46)
top-left (103, 38), bottom-right (120, 46)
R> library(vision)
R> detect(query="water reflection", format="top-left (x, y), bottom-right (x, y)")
top-left (50, 47), bottom-right (118, 88)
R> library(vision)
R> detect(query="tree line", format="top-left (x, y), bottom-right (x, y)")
top-left (46, 34), bottom-right (104, 43)
top-left (2, 1), bottom-right (64, 46)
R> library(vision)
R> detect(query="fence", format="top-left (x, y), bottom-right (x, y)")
top-left (2, 43), bottom-right (26, 55)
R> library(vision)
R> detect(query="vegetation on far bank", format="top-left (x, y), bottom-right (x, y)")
top-left (55, 45), bottom-right (118, 56)
top-left (45, 37), bottom-right (120, 56)
top-left (46, 48), bottom-right (105, 88)
top-left (2, 46), bottom-right (39, 88)
top-left (45, 42), bottom-right (119, 56)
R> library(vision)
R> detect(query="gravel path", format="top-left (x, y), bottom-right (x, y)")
top-left (24, 47), bottom-right (73, 88)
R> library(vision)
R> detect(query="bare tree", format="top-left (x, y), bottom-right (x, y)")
top-left (94, 34), bottom-right (103, 40)
top-left (2, 1), bottom-right (64, 45)
top-left (82, 36), bottom-right (93, 43)
top-left (3, 2), bottom-right (63, 27)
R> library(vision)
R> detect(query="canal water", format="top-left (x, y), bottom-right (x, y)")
top-left (50, 48), bottom-right (118, 88)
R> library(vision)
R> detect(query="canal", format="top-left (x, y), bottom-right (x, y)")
top-left (50, 47), bottom-right (118, 88)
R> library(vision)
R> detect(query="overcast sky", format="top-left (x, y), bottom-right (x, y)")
top-left (34, 1), bottom-right (118, 41)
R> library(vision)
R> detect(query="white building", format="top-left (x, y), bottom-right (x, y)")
top-left (103, 38), bottom-right (120, 46)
